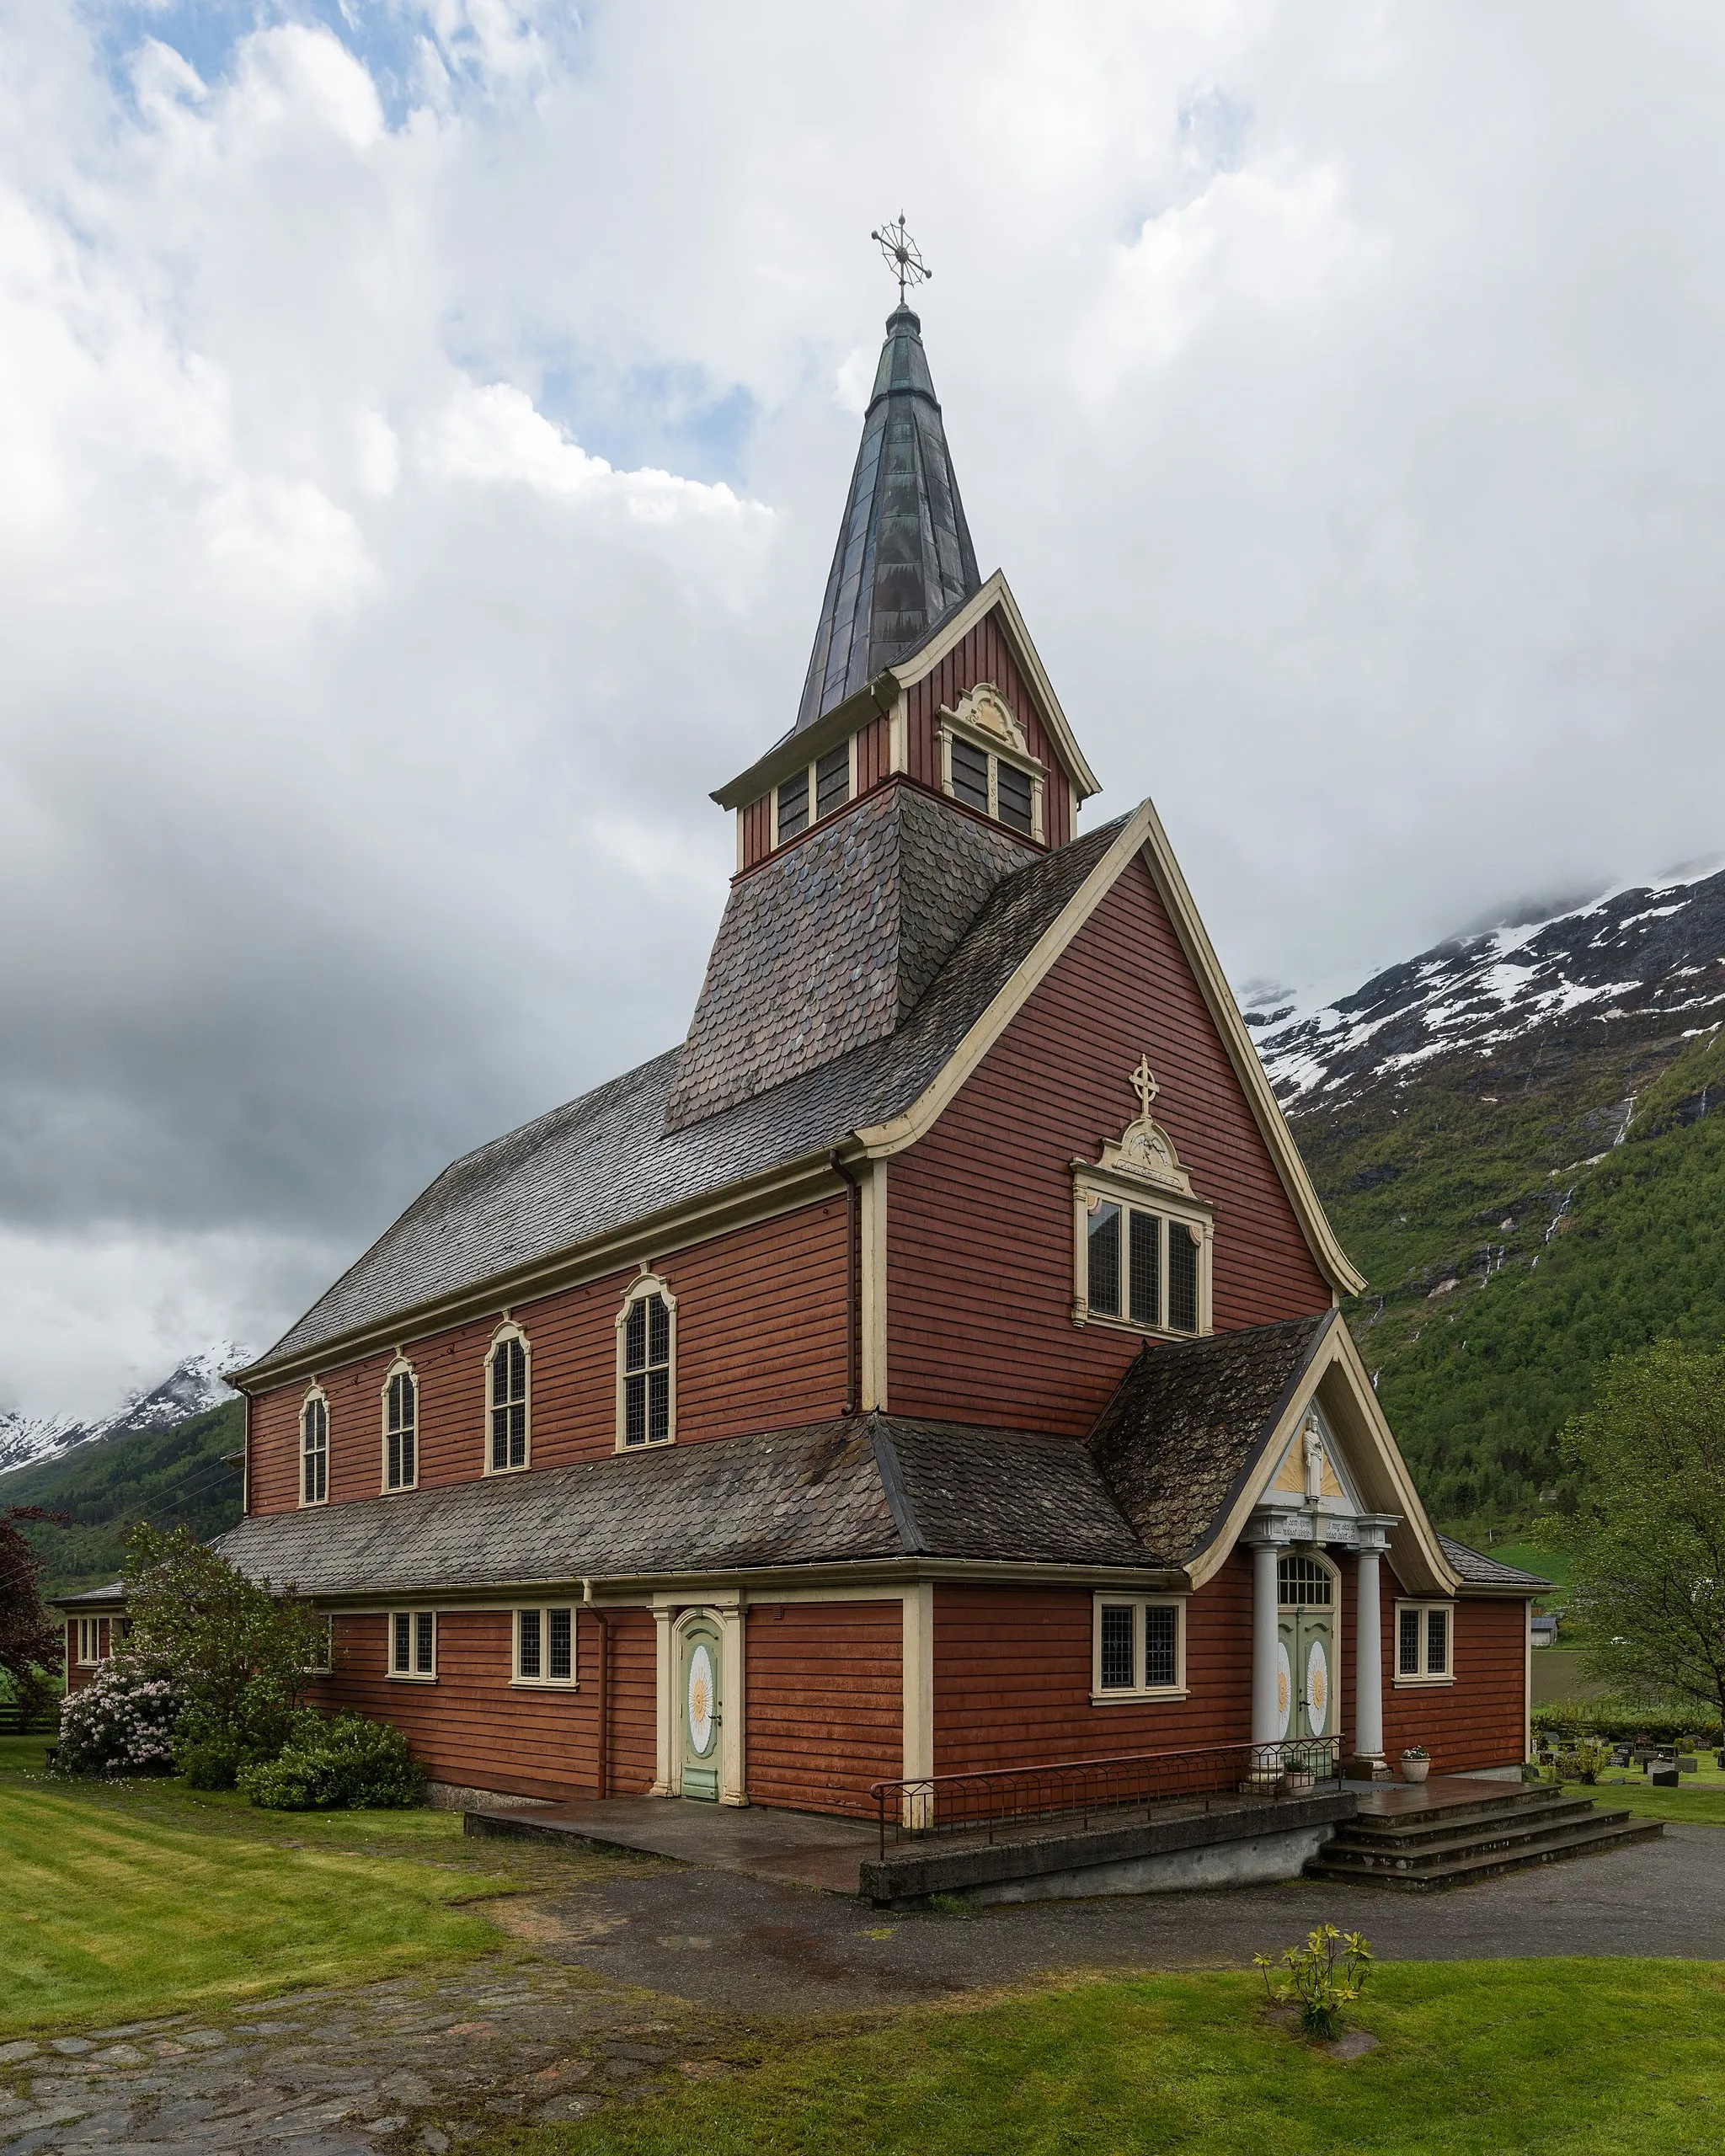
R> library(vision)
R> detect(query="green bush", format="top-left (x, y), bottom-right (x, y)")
top-left (238, 1709), bottom-right (424, 1811)
top-left (1533, 1700), bottom-right (1723, 1746)
top-left (178, 1737), bottom-right (256, 1790)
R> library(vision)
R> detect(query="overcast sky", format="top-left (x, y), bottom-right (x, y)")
top-left (4, 1), bottom-right (1724, 1415)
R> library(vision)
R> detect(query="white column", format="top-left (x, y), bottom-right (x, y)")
top-left (649, 1607), bottom-right (675, 1796)
top-left (718, 1606), bottom-right (748, 1807)
top-left (901, 1582), bottom-right (935, 1828)
top-left (1251, 1541), bottom-right (1280, 1744)
top-left (1354, 1548), bottom-right (1384, 1764)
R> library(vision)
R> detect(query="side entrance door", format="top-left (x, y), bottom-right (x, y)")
top-left (1276, 1555), bottom-right (1336, 1743)
top-left (678, 1613), bottom-right (722, 1801)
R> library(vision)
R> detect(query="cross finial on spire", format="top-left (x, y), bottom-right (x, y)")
top-left (1130, 1055), bottom-right (1158, 1119)
top-left (870, 213), bottom-right (930, 305)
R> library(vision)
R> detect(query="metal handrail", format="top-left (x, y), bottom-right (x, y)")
top-left (868, 1737), bottom-right (1341, 1858)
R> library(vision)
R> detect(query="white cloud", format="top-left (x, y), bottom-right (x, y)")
top-left (3, 0), bottom-right (1725, 1411)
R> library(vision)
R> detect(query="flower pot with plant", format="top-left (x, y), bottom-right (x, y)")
top-left (1400, 1746), bottom-right (1430, 1785)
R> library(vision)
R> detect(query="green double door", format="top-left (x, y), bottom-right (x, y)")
top-left (1276, 1607), bottom-right (1335, 1742)
top-left (679, 1614), bottom-right (722, 1801)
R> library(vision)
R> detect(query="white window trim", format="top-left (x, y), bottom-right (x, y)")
top-left (387, 1608), bottom-right (438, 1682)
top-left (1394, 1598), bottom-right (1456, 1687)
top-left (511, 1604), bottom-right (580, 1689)
top-left (299, 1383), bottom-right (329, 1509)
top-left (74, 1617), bottom-right (107, 1668)
top-left (1072, 1169), bottom-right (1214, 1339)
top-left (483, 1321), bottom-right (531, 1476)
top-left (1091, 1593), bottom-right (1188, 1704)
top-left (938, 715), bottom-right (1045, 842)
top-left (381, 1354), bottom-right (419, 1495)
top-left (615, 1269), bottom-right (678, 1453)
top-left (304, 1616), bottom-right (334, 1677)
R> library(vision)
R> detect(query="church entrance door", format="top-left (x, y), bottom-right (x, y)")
top-left (678, 1613), bottom-right (722, 1801)
top-left (1276, 1554), bottom-right (1337, 1743)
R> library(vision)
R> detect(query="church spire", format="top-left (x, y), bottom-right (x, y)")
top-left (793, 297), bottom-right (981, 732)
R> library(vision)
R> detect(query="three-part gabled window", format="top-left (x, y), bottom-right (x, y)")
top-left (1081, 1198), bottom-right (1207, 1337)
top-left (617, 1272), bottom-right (676, 1449)
top-left (300, 1387), bottom-right (328, 1507)
top-left (383, 1360), bottom-right (418, 1492)
top-left (486, 1325), bottom-right (530, 1474)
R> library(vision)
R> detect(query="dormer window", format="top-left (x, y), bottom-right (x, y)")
top-left (772, 739), bottom-right (855, 848)
top-left (937, 684), bottom-right (1044, 841)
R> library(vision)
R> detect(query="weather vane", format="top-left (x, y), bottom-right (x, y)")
top-left (871, 213), bottom-right (931, 306)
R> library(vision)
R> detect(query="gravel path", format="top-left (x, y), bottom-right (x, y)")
top-left (3, 1822), bottom-right (1713, 2153)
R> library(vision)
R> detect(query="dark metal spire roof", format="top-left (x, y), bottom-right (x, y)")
top-left (794, 306), bottom-right (981, 732)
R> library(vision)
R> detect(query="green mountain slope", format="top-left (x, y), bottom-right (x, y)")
top-left (1, 1397), bottom-right (244, 1599)
top-left (1295, 1017), bottom-right (1725, 1536)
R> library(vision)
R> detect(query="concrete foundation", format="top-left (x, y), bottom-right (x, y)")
top-left (966, 1819), bottom-right (1341, 1903)
top-left (428, 1781), bottom-right (553, 1812)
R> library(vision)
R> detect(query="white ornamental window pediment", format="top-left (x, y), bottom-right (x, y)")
top-left (1092, 1055), bottom-right (1195, 1198)
top-left (939, 682), bottom-right (1033, 760)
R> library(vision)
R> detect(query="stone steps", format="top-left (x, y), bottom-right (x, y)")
top-left (1306, 1789), bottom-right (1663, 1892)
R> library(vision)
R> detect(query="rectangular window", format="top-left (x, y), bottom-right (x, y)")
top-left (1081, 1193), bottom-right (1208, 1336)
top-left (777, 768), bottom-right (809, 841)
top-left (1396, 1602), bottom-right (1455, 1683)
top-left (1092, 1596), bottom-right (1186, 1700)
top-left (1087, 1202), bottom-right (1122, 1318)
top-left (950, 735), bottom-right (990, 813)
top-left (996, 760), bottom-right (1034, 835)
top-left (515, 1606), bottom-right (577, 1687)
top-left (304, 1618), bottom-right (334, 1676)
top-left (815, 744), bottom-right (851, 819)
top-left (390, 1610), bottom-right (436, 1679)
top-left (76, 1617), bottom-right (105, 1668)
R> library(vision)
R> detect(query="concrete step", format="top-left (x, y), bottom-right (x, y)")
top-left (1335, 1793), bottom-right (1598, 1858)
top-left (1306, 1812), bottom-right (1663, 1892)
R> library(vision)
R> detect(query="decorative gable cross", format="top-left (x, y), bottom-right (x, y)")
top-left (1130, 1055), bottom-right (1158, 1119)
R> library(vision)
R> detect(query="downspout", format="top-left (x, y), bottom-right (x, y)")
top-left (582, 1580), bottom-right (611, 1800)
top-left (829, 1150), bottom-right (862, 1417)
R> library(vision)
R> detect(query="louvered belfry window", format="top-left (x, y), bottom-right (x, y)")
top-left (385, 1368), bottom-right (417, 1491)
top-left (777, 768), bottom-right (810, 841)
top-left (489, 1335), bottom-right (527, 1471)
top-left (950, 735), bottom-right (991, 813)
top-left (996, 760), bottom-right (1034, 835)
top-left (301, 1394), bottom-right (328, 1505)
top-left (815, 745), bottom-right (850, 819)
top-left (622, 1292), bottom-right (672, 1447)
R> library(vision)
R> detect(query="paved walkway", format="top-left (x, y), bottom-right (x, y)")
top-left (2, 1817), bottom-right (1713, 2153)
top-left (467, 1796), bottom-right (879, 1893)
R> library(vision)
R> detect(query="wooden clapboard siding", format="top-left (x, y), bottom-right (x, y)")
top-left (245, 1198), bottom-right (849, 1515)
top-left (902, 606), bottom-right (1075, 846)
top-left (745, 1601), bottom-right (903, 1814)
top-left (1379, 1566), bottom-right (1528, 1772)
top-left (739, 795), bottom-right (772, 868)
top-left (856, 712), bottom-right (893, 792)
top-left (887, 854), bottom-right (1333, 1433)
top-left (603, 1609), bottom-right (660, 1795)
top-left (932, 1565), bottom-right (1253, 1774)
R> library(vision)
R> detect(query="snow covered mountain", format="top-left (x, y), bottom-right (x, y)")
top-left (1246, 864), bottom-right (1725, 1113)
top-left (0, 1343), bottom-right (249, 1478)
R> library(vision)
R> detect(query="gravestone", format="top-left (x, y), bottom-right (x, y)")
top-left (1648, 1764), bottom-right (1680, 1788)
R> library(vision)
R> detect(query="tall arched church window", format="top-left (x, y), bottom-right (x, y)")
top-left (382, 1358), bottom-right (418, 1492)
top-left (300, 1387), bottom-right (328, 1507)
top-left (616, 1272), bottom-right (676, 1449)
top-left (486, 1325), bottom-right (530, 1473)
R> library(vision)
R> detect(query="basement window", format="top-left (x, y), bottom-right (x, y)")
top-left (1092, 1596), bottom-right (1187, 1702)
top-left (389, 1609), bottom-right (437, 1681)
top-left (515, 1606), bottom-right (578, 1688)
top-left (1395, 1601), bottom-right (1455, 1684)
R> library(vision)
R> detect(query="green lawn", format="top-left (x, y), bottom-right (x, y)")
top-left (482, 1961), bottom-right (1725, 2156)
top-left (1573, 1773), bottom-right (1725, 1824)
top-left (0, 1737), bottom-right (557, 2035)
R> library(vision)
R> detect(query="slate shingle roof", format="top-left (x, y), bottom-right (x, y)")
top-left (664, 787), bottom-right (1037, 1131)
top-left (205, 1414), bottom-right (1169, 1598)
top-left (251, 814), bottom-right (1128, 1376)
top-left (795, 305), bottom-right (980, 733)
top-left (1438, 1534), bottom-right (1551, 1591)
top-left (1087, 1314), bottom-right (1335, 1566)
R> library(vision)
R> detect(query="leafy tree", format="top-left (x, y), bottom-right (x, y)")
top-left (0, 1506), bottom-right (67, 1718)
top-left (121, 1524), bottom-right (328, 1783)
top-left (1554, 1340), bottom-right (1725, 1727)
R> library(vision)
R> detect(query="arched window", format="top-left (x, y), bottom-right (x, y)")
top-left (486, 1324), bottom-right (530, 1474)
top-left (382, 1358), bottom-right (418, 1492)
top-left (300, 1387), bottom-right (328, 1507)
top-left (1278, 1554), bottom-right (1333, 1607)
top-left (616, 1272), bottom-right (676, 1449)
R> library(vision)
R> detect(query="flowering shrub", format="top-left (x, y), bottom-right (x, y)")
top-left (1255, 1924), bottom-right (1375, 2040)
top-left (56, 1658), bottom-right (184, 1776)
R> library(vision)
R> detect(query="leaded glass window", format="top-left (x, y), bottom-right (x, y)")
top-left (1144, 1604), bottom-right (1179, 1689)
top-left (489, 1334), bottom-right (528, 1471)
top-left (301, 1394), bottom-right (328, 1505)
top-left (1099, 1604), bottom-right (1135, 1689)
top-left (1168, 1221), bottom-right (1199, 1333)
top-left (622, 1289), bottom-right (673, 1447)
top-left (1087, 1202), bottom-right (1122, 1318)
top-left (385, 1368), bottom-right (417, 1491)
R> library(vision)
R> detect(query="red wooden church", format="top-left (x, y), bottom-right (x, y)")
top-left (67, 302), bottom-right (1541, 1812)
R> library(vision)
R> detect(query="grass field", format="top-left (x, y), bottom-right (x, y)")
top-left (477, 1959), bottom-right (1725, 2156)
top-left (0, 1735), bottom-right (586, 2036)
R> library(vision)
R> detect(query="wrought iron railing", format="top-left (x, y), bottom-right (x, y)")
top-left (868, 1737), bottom-right (1341, 1857)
